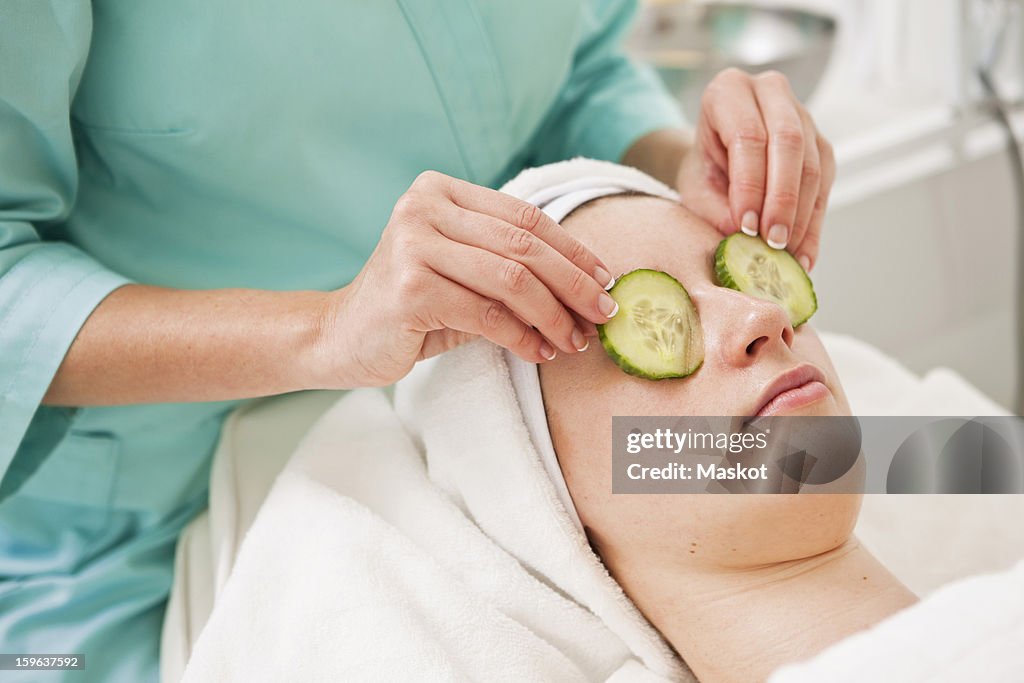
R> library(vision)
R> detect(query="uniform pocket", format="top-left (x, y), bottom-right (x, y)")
top-left (0, 432), bottom-right (122, 576)
top-left (16, 431), bottom-right (120, 512)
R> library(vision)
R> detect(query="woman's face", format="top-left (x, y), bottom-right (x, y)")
top-left (545, 194), bottom-right (849, 418)
top-left (540, 195), bottom-right (858, 569)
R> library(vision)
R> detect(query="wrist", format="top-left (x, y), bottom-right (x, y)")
top-left (621, 127), bottom-right (694, 188)
top-left (298, 287), bottom-right (350, 390)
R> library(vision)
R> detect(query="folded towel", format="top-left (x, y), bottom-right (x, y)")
top-left (500, 158), bottom-right (681, 534)
top-left (180, 339), bottom-right (692, 682)
top-left (503, 157), bottom-right (680, 223)
top-left (396, 340), bottom-right (690, 681)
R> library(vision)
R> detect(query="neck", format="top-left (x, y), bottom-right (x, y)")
top-left (605, 538), bottom-right (917, 683)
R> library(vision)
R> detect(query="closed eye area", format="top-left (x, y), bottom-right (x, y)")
top-left (577, 197), bottom-right (810, 382)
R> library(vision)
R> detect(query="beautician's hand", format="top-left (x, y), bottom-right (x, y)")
top-left (677, 69), bottom-right (834, 271)
top-left (320, 171), bottom-right (618, 387)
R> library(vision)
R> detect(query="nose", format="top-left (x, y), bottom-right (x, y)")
top-left (698, 287), bottom-right (794, 367)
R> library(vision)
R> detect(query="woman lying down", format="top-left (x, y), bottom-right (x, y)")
top-left (180, 161), bottom-right (1019, 682)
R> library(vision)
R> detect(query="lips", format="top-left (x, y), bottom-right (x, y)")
top-left (752, 364), bottom-right (831, 417)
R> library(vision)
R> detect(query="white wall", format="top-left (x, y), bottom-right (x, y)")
top-left (813, 142), bottom-right (1019, 410)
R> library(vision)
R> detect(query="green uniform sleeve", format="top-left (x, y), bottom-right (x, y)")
top-left (0, 2), bottom-right (131, 487)
top-left (527, 0), bottom-right (685, 166)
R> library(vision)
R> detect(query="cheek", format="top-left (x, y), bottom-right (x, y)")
top-left (550, 378), bottom-right (860, 569)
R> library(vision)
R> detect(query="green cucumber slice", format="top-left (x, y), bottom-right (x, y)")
top-left (714, 233), bottom-right (817, 326)
top-left (597, 269), bottom-right (704, 380)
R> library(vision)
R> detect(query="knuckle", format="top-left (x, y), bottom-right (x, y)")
top-left (771, 189), bottom-right (801, 209)
top-left (413, 169), bottom-right (443, 188)
top-left (546, 303), bottom-right (569, 331)
top-left (814, 193), bottom-right (830, 213)
top-left (514, 202), bottom-right (544, 233)
top-left (819, 137), bottom-right (835, 164)
top-left (506, 228), bottom-right (536, 259)
top-left (732, 178), bottom-right (765, 196)
top-left (713, 67), bottom-right (748, 87)
top-left (415, 170), bottom-right (457, 199)
top-left (482, 300), bottom-right (507, 331)
top-left (772, 126), bottom-right (805, 150)
top-left (759, 69), bottom-right (789, 87)
top-left (502, 260), bottom-right (531, 296)
top-left (565, 238), bottom-right (588, 265)
top-left (566, 266), bottom-right (588, 296)
top-left (732, 126), bottom-right (768, 150)
top-left (515, 324), bottom-right (534, 351)
top-left (392, 191), bottom-right (423, 219)
top-left (802, 162), bottom-right (821, 185)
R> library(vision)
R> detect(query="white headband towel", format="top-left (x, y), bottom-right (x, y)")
top-left (499, 158), bottom-right (680, 533)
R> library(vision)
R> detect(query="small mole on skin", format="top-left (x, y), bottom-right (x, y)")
top-left (862, 576), bottom-right (868, 581)
top-left (689, 550), bottom-right (696, 554)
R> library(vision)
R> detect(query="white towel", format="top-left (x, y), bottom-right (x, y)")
top-left (501, 158), bottom-right (680, 216)
top-left (180, 339), bottom-right (693, 682)
top-left (499, 158), bottom-right (681, 534)
top-left (395, 340), bottom-right (690, 681)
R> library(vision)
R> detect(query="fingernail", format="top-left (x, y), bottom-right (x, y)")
top-left (571, 328), bottom-right (588, 352)
top-left (598, 293), bottom-right (619, 318)
top-left (766, 224), bottom-right (789, 249)
top-left (594, 265), bottom-right (614, 290)
top-left (798, 255), bottom-right (811, 271)
top-left (539, 341), bottom-right (557, 361)
top-left (740, 211), bottom-right (759, 236)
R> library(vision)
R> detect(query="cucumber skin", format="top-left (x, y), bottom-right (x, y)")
top-left (713, 234), bottom-right (818, 327)
top-left (597, 269), bottom-right (704, 381)
top-left (713, 237), bottom-right (742, 291)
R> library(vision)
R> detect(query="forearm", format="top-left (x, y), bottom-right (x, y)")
top-left (671, 539), bottom-right (917, 683)
top-left (43, 284), bottom-right (335, 406)
top-left (620, 128), bottom-right (693, 188)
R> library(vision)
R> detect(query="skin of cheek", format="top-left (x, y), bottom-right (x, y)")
top-left (542, 340), bottom-right (861, 571)
top-left (539, 196), bottom-right (860, 570)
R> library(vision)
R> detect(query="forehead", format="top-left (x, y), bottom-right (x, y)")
top-left (561, 195), bottom-right (722, 284)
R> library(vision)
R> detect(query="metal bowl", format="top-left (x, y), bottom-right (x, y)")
top-left (628, 2), bottom-right (837, 119)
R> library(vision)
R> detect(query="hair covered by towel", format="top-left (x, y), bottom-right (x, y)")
top-left (498, 158), bottom-right (680, 533)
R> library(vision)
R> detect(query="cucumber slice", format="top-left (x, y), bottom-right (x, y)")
top-left (714, 233), bottom-right (817, 326)
top-left (597, 269), bottom-right (704, 380)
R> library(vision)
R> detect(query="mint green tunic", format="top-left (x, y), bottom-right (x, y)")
top-left (0, 1), bottom-right (681, 680)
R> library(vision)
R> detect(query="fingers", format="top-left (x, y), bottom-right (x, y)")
top-left (794, 135), bottom-right (835, 271)
top-left (425, 235), bottom-right (605, 355)
top-left (436, 205), bottom-right (615, 326)
top-left (419, 275), bottom-right (554, 363)
top-left (688, 68), bottom-right (836, 268)
top-left (753, 72), bottom-right (805, 251)
top-left (788, 106), bottom-right (822, 256)
top-left (389, 171), bottom-right (616, 367)
top-left (418, 171), bottom-right (614, 289)
top-left (703, 68), bottom-right (767, 236)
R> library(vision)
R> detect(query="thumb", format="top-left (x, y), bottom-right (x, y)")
top-left (418, 329), bottom-right (476, 361)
